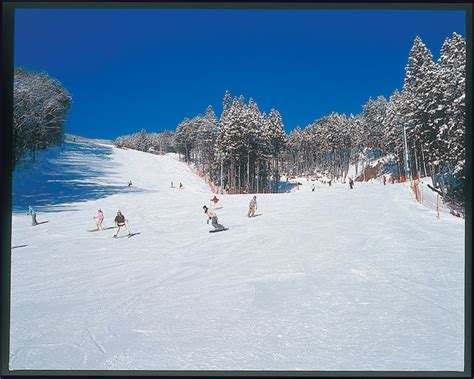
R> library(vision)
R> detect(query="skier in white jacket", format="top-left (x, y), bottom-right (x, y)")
top-left (248, 196), bottom-right (257, 217)
top-left (203, 205), bottom-right (225, 231)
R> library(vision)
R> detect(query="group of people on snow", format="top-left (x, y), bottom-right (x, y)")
top-left (93, 209), bottom-right (131, 237)
top-left (201, 195), bottom-right (259, 231)
top-left (91, 209), bottom-right (130, 237)
top-left (170, 181), bottom-right (183, 189)
top-left (27, 205), bottom-right (131, 237)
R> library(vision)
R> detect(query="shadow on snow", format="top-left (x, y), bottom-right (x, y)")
top-left (12, 139), bottom-right (144, 213)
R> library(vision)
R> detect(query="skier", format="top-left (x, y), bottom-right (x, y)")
top-left (179, 182), bottom-right (183, 189)
top-left (113, 210), bottom-right (130, 237)
top-left (312, 184), bottom-right (315, 192)
top-left (328, 179), bottom-right (332, 186)
top-left (349, 177), bottom-right (354, 189)
top-left (94, 209), bottom-right (104, 230)
top-left (383, 175), bottom-right (387, 185)
top-left (248, 195), bottom-right (257, 217)
top-left (171, 181), bottom-right (174, 188)
top-left (128, 180), bottom-right (132, 187)
top-left (210, 195), bottom-right (220, 208)
top-left (203, 205), bottom-right (225, 231)
top-left (27, 205), bottom-right (38, 226)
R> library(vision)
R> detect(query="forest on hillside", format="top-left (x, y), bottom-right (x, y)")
top-left (113, 33), bottom-right (466, 202)
top-left (13, 68), bottom-right (72, 169)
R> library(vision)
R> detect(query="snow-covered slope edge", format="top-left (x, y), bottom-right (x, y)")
top-left (10, 141), bottom-right (465, 371)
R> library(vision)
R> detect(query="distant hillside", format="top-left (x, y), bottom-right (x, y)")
top-left (12, 138), bottom-right (123, 212)
top-left (65, 134), bottom-right (114, 145)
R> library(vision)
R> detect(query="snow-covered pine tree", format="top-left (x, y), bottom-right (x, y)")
top-left (361, 96), bottom-right (388, 158)
top-left (216, 97), bottom-right (247, 192)
top-left (174, 118), bottom-right (196, 161)
top-left (262, 109), bottom-right (286, 192)
top-left (437, 32), bottom-right (466, 193)
top-left (348, 114), bottom-right (365, 177)
top-left (196, 105), bottom-right (220, 179)
top-left (285, 127), bottom-right (304, 176)
top-left (244, 98), bottom-right (265, 192)
top-left (402, 36), bottom-right (438, 178)
top-left (382, 90), bottom-right (407, 175)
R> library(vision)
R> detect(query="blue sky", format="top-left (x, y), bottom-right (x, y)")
top-left (14, 8), bottom-right (466, 140)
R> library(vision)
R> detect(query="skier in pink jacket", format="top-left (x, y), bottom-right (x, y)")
top-left (94, 209), bottom-right (105, 230)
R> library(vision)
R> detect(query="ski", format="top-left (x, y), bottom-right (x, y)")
top-left (114, 232), bottom-right (141, 238)
top-left (209, 228), bottom-right (229, 233)
top-left (87, 226), bottom-right (115, 232)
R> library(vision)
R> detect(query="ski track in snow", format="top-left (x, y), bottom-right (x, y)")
top-left (9, 141), bottom-right (465, 371)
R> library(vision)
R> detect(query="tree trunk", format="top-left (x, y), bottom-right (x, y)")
top-left (220, 158), bottom-right (224, 194)
top-left (420, 143), bottom-right (428, 178)
top-left (247, 151), bottom-right (250, 192)
top-left (430, 162), bottom-right (436, 187)
top-left (256, 158), bottom-right (259, 193)
top-left (238, 164), bottom-right (241, 193)
top-left (413, 141), bottom-right (419, 177)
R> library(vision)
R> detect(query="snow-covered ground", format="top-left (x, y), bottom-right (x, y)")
top-left (9, 140), bottom-right (465, 371)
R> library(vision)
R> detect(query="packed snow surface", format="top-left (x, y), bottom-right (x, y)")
top-left (10, 141), bottom-right (465, 371)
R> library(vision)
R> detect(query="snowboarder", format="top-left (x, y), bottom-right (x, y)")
top-left (248, 196), bottom-right (257, 217)
top-left (27, 205), bottom-right (38, 226)
top-left (113, 210), bottom-right (130, 237)
top-left (128, 180), bottom-right (132, 187)
top-left (94, 209), bottom-right (104, 230)
top-left (203, 205), bottom-right (225, 231)
top-left (179, 182), bottom-right (183, 189)
top-left (210, 195), bottom-right (220, 208)
top-left (312, 184), bottom-right (315, 192)
top-left (349, 177), bottom-right (354, 189)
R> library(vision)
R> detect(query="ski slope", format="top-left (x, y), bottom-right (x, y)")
top-left (9, 140), bottom-right (465, 371)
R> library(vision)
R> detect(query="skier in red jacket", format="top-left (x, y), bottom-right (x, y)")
top-left (210, 195), bottom-right (219, 207)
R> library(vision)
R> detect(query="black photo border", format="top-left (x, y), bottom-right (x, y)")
top-left (1, 1), bottom-right (472, 377)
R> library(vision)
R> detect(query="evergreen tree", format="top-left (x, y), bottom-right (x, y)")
top-left (262, 109), bottom-right (286, 191)
top-left (402, 36), bottom-right (438, 177)
top-left (437, 32), bottom-right (466, 178)
top-left (361, 96), bottom-right (388, 157)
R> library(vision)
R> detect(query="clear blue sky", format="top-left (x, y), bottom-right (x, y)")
top-left (14, 8), bottom-right (466, 140)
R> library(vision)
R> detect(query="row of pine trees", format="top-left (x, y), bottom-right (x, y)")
top-left (114, 33), bottom-right (466, 201)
